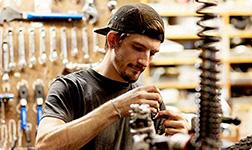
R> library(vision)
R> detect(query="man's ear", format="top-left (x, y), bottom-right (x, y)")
top-left (107, 31), bottom-right (119, 49)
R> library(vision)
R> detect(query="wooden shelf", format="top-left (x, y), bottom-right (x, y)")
top-left (151, 58), bottom-right (198, 66)
top-left (229, 31), bottom-right (252, 38)
top-left (229, 56), bottom-right (252, 64)
top-left (166, 34), bottom-right (199, 40)
top-left (228, 11), bottom-right (252, 16)
top-left (154, 81), bottom-right (198, 89)
top-left (158, 11), bottom-right (198, 17)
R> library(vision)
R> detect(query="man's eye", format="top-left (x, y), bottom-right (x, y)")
top-left (150, 51), bottom-right (156, 56)
top-left (133, 45), bottom-right (144, 51)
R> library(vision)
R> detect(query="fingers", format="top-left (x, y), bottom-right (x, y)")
top-left (164, 128), bottom-right (188, 136)
top-left (163, 120), bottom-right (185, 129)
top-left (156, 110), bottom-right (183, 120)
top-left (137, 99), bottom-right (160, 110)
top-left (138, 85), bottom-right (161, 94)
top-left (139, 92), bottom-right (162, 103)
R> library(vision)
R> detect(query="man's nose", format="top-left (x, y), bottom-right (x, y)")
top-left (137, 58), bottom-right (148, 67)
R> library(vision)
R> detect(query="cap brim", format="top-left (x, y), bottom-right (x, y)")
top-left (94, 27), bottom-right (111, 36)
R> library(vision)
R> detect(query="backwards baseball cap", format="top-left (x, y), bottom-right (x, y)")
top-left (94, 3), bottom-right (165, 42)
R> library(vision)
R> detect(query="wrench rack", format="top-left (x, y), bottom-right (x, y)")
top-left (0, 0), bottom-right (117, 149)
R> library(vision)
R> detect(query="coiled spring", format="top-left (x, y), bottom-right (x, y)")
top-left (193, 0), bottom-right (222, 149)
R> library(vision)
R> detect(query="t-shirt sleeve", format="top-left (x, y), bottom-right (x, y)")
top-left (41, 77), bottom-right (75, 123)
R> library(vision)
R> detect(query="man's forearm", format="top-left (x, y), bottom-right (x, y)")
top-left (36, 100), bottom-right (119, 150)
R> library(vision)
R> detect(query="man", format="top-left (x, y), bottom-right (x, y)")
top-left (35, 3), bottom-right (188, 150)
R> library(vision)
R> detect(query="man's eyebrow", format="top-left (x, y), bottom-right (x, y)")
top-left (131, 41), bottom-right (159, 52)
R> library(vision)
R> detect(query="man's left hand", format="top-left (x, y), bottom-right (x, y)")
top-left (156, 110), bottom-right (189, 136)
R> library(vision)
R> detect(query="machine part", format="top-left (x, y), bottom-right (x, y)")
top-left (82, 27), bottom-right (89, 60)
top-left (8, 28), bottom-right (16, 71)
top-left (130, 104), bottom-right (191, 150)
top-left (227, 135), bottom-right (252, 150)
top-left (28, 28), bottom-right (36, 68)
top-left (71, 27), bottom-right (78, 57)
top-left (2, 42), bottom-right (9, 82)
top-left (39, 28), bottom-right (47, 65)
top-left (130, 104), bottom-right (156, 150)
top-left (191, 1), bottom-right (222, 149)
top-left (60, 27), bottom-right (68, 66)
top-left (49, 27), bottom-right (58, 62)
top-left (221, 116), bottom-right (241, 126)
top-left (18, 27), bottom-right (27, 70)
top-left (0, 7), bottom-right (84, 25)
top-left (33, 79), bottom-right (44, 125)
top-left (82, 0), bottom-right (98, 24)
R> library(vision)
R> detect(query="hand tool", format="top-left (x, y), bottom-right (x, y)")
top-left (0, 93), bottom-right (14, 124)
top-left (8, 28), bottom-right (16, 71)
top-left (28, 28), bottom-right (36, 68)
top-left (8, 119), bottom-right (17, 149)
top-left (18, 27), bottom-right (27, 70)
top-left (93, 28), bottom-right (105, 55)
top-left (33, 79), bottom-right (44, 125)
top-left (60, 27), bottom-right (68, 66)
top-left (17, 80), bottom-right (28, 131)
top-left (0, 29), bottom-right (2, 75)
top-left (107, 0), bottom-right (117, 13)
top-left (17, 80), bottom-right (32, 149)
top-left (0, 7), bottom-right (84, 25)
top-left (2, 42), bottom-right (9, 82)
top-left (17, 120), bottom-right (22, 147)
top-left (82, 27), bottom-right (89, 60)
top-left (38, 28), bottom-right (47, 65)
top-left (49, 27), bottom-right (58, 62)
top-left (82, 0), bottom-right (98, 24)
top-left (0, 124), bottom-right (8, 149)
top-left (71, 27), bottom-right (78, 57)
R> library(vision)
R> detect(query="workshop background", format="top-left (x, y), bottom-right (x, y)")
top-left (0, 0), bottom-right (252, 149)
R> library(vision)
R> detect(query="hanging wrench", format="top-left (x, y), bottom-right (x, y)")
top-left (60, 27), bottom-right (68, 66)
top-left (8, 119), bottom-right (17, 149)
top-left (17, 120), bottom-right (23, 148)
top-left (8, 28), bottom-right (16, 71)
top-left (18, 27), bottom-right (27, 70)
top-left (93, 28), bottom-right (105, 55)
top-left (39, 28), bottom-right (47, 65)
top-left (49, 27), bottom-right (58, 62)
top-left (0, 124), bottom-right (8, 149)
top-left (82, 0), bottom-right (98, 24)
top-left (71, 27), bottom-right (78, 58)
top-left (28, 28), bottom-right (36, 68)
top-left (0, 93), bottom-right (14, 124)
top-left (0, 29), bottom-right (3, 75)
top-left (33, 79), bottom-right (44, 125)
top-left (107, 0), bottom-right (117, 13)
top-left (2, 42), bottom-right (9, 82)
top-left (82, 27), bottom-right (89, 60)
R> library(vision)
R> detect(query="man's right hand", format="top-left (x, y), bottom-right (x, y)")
top-left (111, 85), bottom-right (162, 117)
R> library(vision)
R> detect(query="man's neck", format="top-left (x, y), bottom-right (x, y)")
top-left (93, 53), bottom-right (128, 83)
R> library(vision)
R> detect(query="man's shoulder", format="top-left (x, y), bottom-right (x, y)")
top-left (50, 69), bottom-right (90, 87)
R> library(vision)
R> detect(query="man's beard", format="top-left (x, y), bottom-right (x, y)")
top-left (120, 70), bottom-right (139, 83)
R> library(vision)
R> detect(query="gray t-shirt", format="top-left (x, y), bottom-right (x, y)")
top-left (42, 68), bottom-right (165, 150)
